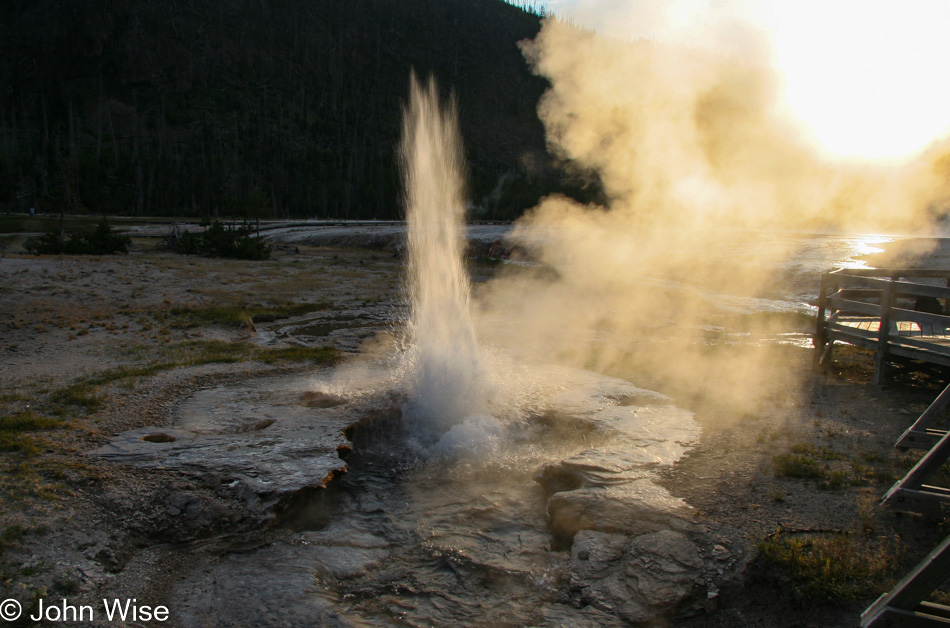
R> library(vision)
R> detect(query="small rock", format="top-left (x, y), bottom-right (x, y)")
top-left (94, 548), bottom-right (123, 573)
top-left (298, 391), bottom-right (347, 408)
top-left (712, 544), bottom-right (730, 562)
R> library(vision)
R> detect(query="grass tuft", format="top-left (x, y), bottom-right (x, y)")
top-left (791, 443), bottom-right (845, 461)
top-left (773, 453), bottom-right (825, 479)
top-left (254, 345), bottom-right (340, 364)
top-left (165, 301), bottom-right (331, 328)
top-left (49, 383), bottom-right (105, 413)
top-left (0, 411), bottom-right (62, 454)
top-left (756, 531), bottom-right (901, 601)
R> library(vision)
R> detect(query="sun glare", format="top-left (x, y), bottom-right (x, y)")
top-left (548, 0), bottom-right (950, 163)
top-left (767, 1), bottom-right (950, 163)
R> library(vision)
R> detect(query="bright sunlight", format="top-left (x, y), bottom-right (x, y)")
top-left (766, 0), bottom-right (950, 163)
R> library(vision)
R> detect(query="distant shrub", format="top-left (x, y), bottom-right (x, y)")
top-left (174, 220), bottom-right (270, 260)
top-left (23, 217), bottom-right (130, 255)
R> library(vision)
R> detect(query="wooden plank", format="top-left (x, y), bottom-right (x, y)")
top-left (884, 487), bottom-right (948, 515)
top-left (861, 535), bottom-right (950, 628)
top-left (831, 274), bottom-right (896, 289)
top-left (836, 268), bottom-right (950, 280)
top-left (898, 429), bottom-right (948, 451)
top-left (919, 601), bottom-right (950, 621)
top-left (897, 382), bottom-right (950, 449)
top-left (921, 484), bottom-right (950, 496)
top-left (832, 314), bottom-right (877, 326)
top-left (891, 336), bottom-right (950, 357)
top-left (828, 296), bottom-right (883, 317)
top-left (835, 288), bottom-right (884, 299)
top-left (816, 271), bottom-right (950, 381)
top-left (889, 345), bottom-right (950, 369)
top-left (892, 308), bottom-right (950, 329)
top-left (826, 332), bottom-right (878, 352)
top-left (833, 275), bottom-right (950, 300)
top-left (896, 284), bottom-right (950, 300)
top-left (863, 607), bottom-right (950, 627)
top-left (884, 429), bottom-right (950, 505)
top-left (828, 323), bottom-right (879, 340)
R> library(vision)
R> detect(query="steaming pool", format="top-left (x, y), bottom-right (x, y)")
top-left (95, 362), bottom-right (725, 626)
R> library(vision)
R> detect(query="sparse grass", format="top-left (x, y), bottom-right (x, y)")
top-left (45, 340), bottom-right (336, 404)
top-left (928, 460), bottom-right (950, 490)
top-left (0, 412), bottom-right (62, 454)
top-left (0, 524), bottom-right (27, 554)
top-left (49, 382), bottom-right (105, 414)
top-left (254, 345), bottom-right (340, 364)
top-left (773, 453), bottom-right (825, 479)
top-left (791, 443), bottom-right (846, 461)
top-left (819, 470), bottom-right (857, 491)
top-left (861, 451), bottom-right (889, 464)
top-left (47, 340), bottom-right (340, 412)
top-left (163, 301), bottom-right (331, 328)
top-left (167, 304), bottom-right (255, 327)
top-left (755, 530), bottom-right (902, 601)
top-left (0, 337), bottom-right (340, 510)
top-left (774, 442), bottom-right (893, 489)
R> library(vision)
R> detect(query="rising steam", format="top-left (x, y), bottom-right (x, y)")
top-left (473, 16), bottom-right (950, 412)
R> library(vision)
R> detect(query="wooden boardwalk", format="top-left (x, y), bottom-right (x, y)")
top-left (818, 270), bottom-right (950, 626)
top-left (837, 317), bottom-right (950, 336)
top-left (814, 269), bottom-right (950, 383)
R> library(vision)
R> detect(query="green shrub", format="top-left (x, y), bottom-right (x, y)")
top-left (23, 217), bottom-right (130, 255)
top-left (174, 220), bottom-right (270, 260)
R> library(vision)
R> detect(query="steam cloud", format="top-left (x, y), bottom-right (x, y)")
top-left (473, 16), bottom-right (950, 412)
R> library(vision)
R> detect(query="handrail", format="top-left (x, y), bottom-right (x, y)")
top-left (816, 269), bottom-right (950, 383)
top-left (831, 268), bottom-right (950, 279)
top-left (828, 273), bottom-right (950, 300)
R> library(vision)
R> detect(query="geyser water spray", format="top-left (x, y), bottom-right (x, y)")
top-left (399, 73), bottom-right (497, 449)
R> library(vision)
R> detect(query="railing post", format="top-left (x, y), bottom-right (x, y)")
top-left (813, 273), bottom-right (830, 369)
top-left (873, 279), bottom-right (896, 385)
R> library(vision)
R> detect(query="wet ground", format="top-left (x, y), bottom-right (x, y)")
top-left (93, 361), bottom-right (723, 626)
top-left (1, 233), bottom-right (947, 627)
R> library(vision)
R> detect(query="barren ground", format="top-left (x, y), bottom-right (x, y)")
top-left (0, 242), bottom-right (947, 627)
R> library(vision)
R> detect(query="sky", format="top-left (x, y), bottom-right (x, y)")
top-left (535, 0), bottom-right (950, 164)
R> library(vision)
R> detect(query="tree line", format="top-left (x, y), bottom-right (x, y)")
top-left (0, 0), bottom-right (600, 220)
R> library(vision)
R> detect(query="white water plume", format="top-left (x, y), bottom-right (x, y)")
top-left (400, 73), bottom-right (496, 445)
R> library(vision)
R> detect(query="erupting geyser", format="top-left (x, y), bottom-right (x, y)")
top-left (399, 74), bottom-right (497, 447)
top-left (93, 71), bottom-right (724, 628)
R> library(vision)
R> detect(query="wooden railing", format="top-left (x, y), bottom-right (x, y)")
top-left (819, 271), bottom-right (950, 626)
top-left (814, 269), bottom-right (950, 384)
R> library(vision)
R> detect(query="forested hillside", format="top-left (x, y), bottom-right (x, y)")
top-left (0, 0), bottom-right (595, 219)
